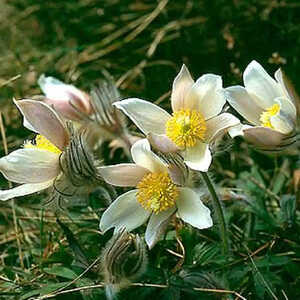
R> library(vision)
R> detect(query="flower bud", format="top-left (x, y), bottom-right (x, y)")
top-left (38, 74), bottom-right (92, 120)
top-left (100, 227), bottom-right (148, 300)
top-left (89, 80), bottom-right (141, 156)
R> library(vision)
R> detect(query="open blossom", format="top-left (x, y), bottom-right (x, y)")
top-left (98, 139), bottom-right (213, 249)
top-left (113, 65), bottom-right (240, 172)
top-left (225, 60), bottom-right (297, 149)
top-left (0, 100), bottom-right (103, 202)
top-left (0, 100), bottom-right (69, 201)
top-left (38, 74), bottom-right (92, 120)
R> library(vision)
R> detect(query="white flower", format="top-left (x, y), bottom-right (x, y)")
top-left (38, 74), bottom-right (92, 120)
top-left (0, 100), bottom-right (69, 201)
top-left (113, 65), bottom-right (240, 171)
top-left (98, 139), bottom-right (213, 249)
top-left (225, 60), bottom-right (297, 149)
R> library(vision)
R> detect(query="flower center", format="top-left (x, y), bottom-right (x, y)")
top-left (259, 103), bottom-right (280, 129)
top-left (24, 135), bottom-right (62, 154)
top-left (136, 172), bottom-right (179, 213)
top-left (165, 109), bottom-right (206, 148)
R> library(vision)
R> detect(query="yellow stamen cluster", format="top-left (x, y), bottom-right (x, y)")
top-left (166, 109), bottom-right (206, 148)
top-left (259, 103), bottom-right (280, 129)
top-left (24, 135), bottom-right (62, 154)
top-left (136, 172), bottom-right (179, 213)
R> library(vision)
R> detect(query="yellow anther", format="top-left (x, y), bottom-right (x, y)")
top-left (136, 172), bottom-right (179, 213)
top-left (166, 109), bottom-right (206, 148)
top-left (260, 103), bottom-right (280, 129)
top-left (24, 135), bottom-right (61, 154)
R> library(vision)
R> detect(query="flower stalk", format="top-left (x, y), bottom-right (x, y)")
top-left (201, 172), bottom-right (229, 255)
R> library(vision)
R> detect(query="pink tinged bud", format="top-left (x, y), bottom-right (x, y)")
top-left (243, 126), bottom-right (286, 149)
top-left (38, 74), bottom-right (92, 120)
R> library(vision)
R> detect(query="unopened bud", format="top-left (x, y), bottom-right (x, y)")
top-left (38, 74), bottom-right (92, 120)
top-left (100, 227), bottom-right (148, 300)
top-left (89, 80), bottom-right (140, 155)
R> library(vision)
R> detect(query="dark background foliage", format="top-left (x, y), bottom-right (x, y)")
top-left (0, 0), bottom-right (299, 299)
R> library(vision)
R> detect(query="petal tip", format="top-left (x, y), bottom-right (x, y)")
top-left (177, 64), bottom-right (192, 78)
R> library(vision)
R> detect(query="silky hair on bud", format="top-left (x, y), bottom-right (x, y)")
top-left (45, 122), bottom-right (116, 209)
top-left (100, 227), bottom-right (148, 300)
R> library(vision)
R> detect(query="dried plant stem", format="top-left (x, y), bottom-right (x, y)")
top-left (0, 112), bottom-right (8, 154)
top-left (0, 74), bottom-right (21, 88)
top-left (124, 0), bottom-right (169, 43)
top-left (171, 219), bottom-right (185, 273)
top-left (201, 172), bottom-right (229, 255)
top-left (0, 112), bottom-right (24, 269)
top-left (80, 0), bottom-right (169, 63)
top-left (116, 16), bottom-right (206, 89)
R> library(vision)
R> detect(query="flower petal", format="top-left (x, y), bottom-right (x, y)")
top-left (270, 113), bottom-right (294, 135)
top-left (0, 149), bottom-right (60, 183)
top-left (183, 141), bottom-right (212, 172)
top-left (167, 163), bottom-right (186, 186)
top-left (131, 139), bottom-right (167, 173)
top-left (274, 69), bottom-right (291, 99)
top-left (97, 164), bottom-right (150, 187)
top-left (225, 85), bottom-right (263, 125)
top-left (0, 180), bottom-right (54, 201)
top-left (171, 64), bottom-right (194, 112)
top-left (114, 98), bottom-right (171, 135)
top-left (275, 69), bottom-right (299, 109)
top-left (186, 74), bottom-right (225, 119)
top-left (275, 97), bottom-right (297, 122)
top-left (228, 123), bottom-right (253, 138)
top-left (99, 190), bottom-right (150, 233)
top-left (145, 207), bottom-right (176, 249)
top-left (14, 99), bottom-right (69, 150)
top-left (243, 126), bottom-right (286, 148)
top-left (205, 113), bottom-right (240, 142)
top-left (147, 133), bottom-right (178, 153)
top-left (243, 60), bottom-right (283, 108)
top-left (176, 187), bottom-right (213, 229)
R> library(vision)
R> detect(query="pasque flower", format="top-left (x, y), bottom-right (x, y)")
top-left (0, 99), bottom-right (69, 201)
top-left (225, 60), bottom-right (297, 149)
top-left (113, 65), bottom-right (240, 171)
top-left (38, 74), bottom-right (92, 120)
top-left (98, 139), bottom-right (213, 249)
top-left (0, 100), bottom-right (103, 202)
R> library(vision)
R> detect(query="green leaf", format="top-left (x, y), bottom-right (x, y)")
top-left (272, 171), bottom-right (286, 195)
top-left (20, 289), bottom-right (41, 300)
top-left (254, 256), bottom-right (290, 268)
top-left (21, 282), bottom-right (72, 299)
top-left (280, 194), bottom-right (296, 226)
top-left (43, 266), bottom-right (78, 280)
top-left (39, 282), bottom-right (72, 295)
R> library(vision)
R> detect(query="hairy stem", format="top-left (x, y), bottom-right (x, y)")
top-left (201, 172), bottom-right (229, 255)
